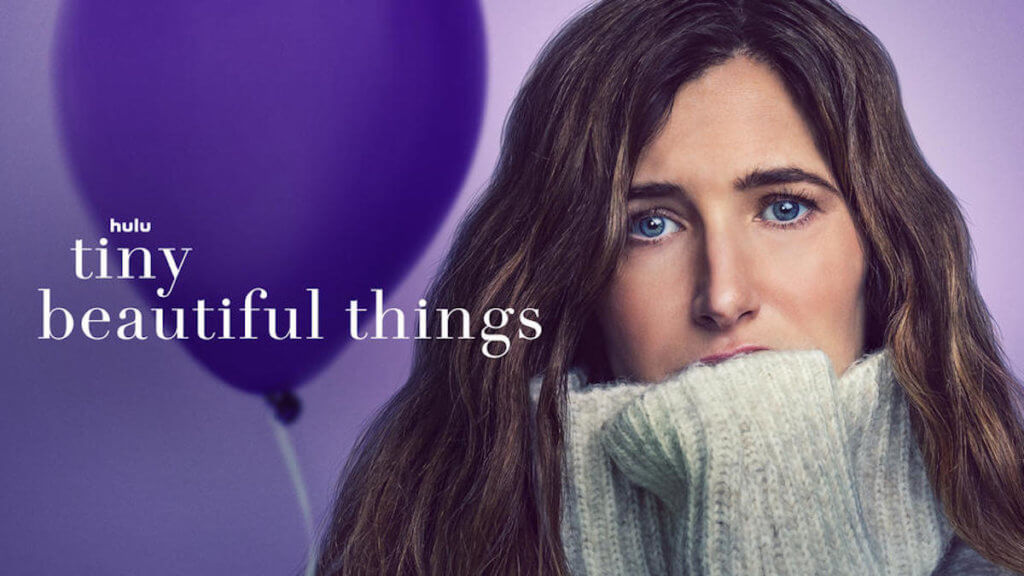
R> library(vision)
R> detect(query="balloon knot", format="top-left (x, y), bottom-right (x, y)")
top-left (266, 390), bottom-right (302, 425)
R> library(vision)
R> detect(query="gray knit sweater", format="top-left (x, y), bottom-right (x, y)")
top-left (529, 348), bottom-right (1017, 575)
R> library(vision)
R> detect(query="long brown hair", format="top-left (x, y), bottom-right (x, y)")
top-left (316, 0), bottom-right (1024, 573)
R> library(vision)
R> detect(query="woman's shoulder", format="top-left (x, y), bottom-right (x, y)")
top-left (933, 536), bottom-right (1022, 575)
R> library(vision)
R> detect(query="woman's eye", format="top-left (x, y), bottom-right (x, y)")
top-left (760, 198), bottom-right (813, 224)
top-left (629, 213), bottom-right (681, 240)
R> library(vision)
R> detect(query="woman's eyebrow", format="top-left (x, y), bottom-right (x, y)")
top-left (628, 166), bottom-right (840, 201)
top-left (734, 166), bottom-right (840, 195)
top-left (627, 182), bottom-right (684, 200)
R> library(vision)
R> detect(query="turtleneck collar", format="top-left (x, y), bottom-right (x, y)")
top-left (531, 348), bottom-right (963, 575)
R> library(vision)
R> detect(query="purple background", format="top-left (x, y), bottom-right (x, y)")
top-left (2, 1), bottom-right (1022, 574)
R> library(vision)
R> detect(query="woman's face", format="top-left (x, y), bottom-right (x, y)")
top-left (598, 55), bottom-right (867, 382)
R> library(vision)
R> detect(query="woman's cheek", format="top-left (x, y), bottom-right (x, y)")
top-left (761, 215), bottom-right (866, 359)
top-left (602, 242), bottom-right (695, 378)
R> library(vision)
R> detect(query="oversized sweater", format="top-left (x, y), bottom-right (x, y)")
top-left (528, 348), bottom-right (1018, 575)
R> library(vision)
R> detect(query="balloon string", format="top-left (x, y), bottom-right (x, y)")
top-left (269, 414), bottom-right (318, 576)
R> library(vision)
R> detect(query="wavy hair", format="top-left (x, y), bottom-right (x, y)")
top-left (316, 0), bottom-right (1024, 573)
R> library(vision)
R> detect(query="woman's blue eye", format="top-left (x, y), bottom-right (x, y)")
top-left (762, 198), bottom-right (811, 223)
top-left (630, 214), bottom-right (680, 239)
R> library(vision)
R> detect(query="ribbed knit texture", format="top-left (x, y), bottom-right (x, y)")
top-left (528, 348), bottom-right (1019, 575)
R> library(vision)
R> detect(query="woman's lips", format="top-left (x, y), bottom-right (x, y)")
top-left (698, 345), bottom-right (770, 365)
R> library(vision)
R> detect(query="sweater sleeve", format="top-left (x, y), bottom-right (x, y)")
top-left (599, 349), bottom-right (882, 575)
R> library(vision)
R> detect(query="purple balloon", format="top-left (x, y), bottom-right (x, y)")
top-left (54, 0), bottom-right (485, 395)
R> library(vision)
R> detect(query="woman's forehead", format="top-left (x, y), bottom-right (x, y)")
top-left (633, 55), bottom-right (833, 190)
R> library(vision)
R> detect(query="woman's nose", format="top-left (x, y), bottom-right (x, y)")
top-left (690, 225), bottom-right (760, 330)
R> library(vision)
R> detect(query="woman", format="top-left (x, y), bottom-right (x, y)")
top-left (316, 0), bottom-right (1024, 574)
